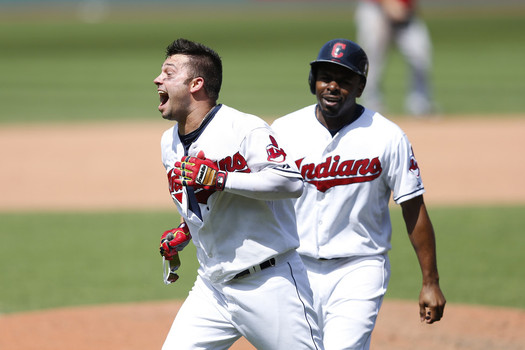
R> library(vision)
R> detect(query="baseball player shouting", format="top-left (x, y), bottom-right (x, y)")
top-left (154, 38), bottom-right (323, 350)
top-left (272, 39), bottom-right (446, 349)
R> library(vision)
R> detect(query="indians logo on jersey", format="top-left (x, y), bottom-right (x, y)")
top-left (266, 135), bottom-right (287, 163)
top-left (167, 152), bottom-right (251, 205)
top-left (296, 155), bottom-right (382, 192)
top-left (409, 149), bottom-right (421, 178)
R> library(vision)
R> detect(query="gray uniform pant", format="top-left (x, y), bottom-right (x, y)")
top-left (355, 0), bottom-right (434, 115)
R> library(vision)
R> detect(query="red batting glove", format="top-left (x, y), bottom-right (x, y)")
top-left (159, 222), bottom-right (192, 260)
top-left (173, 151), bottom-right (227, 191)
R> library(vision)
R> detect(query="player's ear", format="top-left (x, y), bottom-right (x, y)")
top-left (356, 79), bottom-right (365, 97)
top-left (189, 77), bottom-right (205, 93)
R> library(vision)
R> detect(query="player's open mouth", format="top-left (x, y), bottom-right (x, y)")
top-left (322, 95), bottom-right (341, 106)
top-left (158, 90), bottom-right (169, 107)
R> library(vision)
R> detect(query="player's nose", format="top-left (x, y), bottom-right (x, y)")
top-left (327, 80), bottom-right (339, 91)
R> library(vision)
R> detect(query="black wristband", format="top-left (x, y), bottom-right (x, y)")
top-left (215, 171), bottom-right (227, 191)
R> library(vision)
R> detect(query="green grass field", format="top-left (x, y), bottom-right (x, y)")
top-left (1, 206), bottom-right (524, 314)
top-left (1, 5), bottom-right (524, 314)
top-left (1, 6), bottom-right (524, 123)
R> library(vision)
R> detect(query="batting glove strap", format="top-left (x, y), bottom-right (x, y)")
top-left (194, 162), bottom-right (218, 187)
top-left (215, 171), bottom-right (227, 191)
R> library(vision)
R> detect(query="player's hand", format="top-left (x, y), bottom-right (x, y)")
top-left (173, 150), bottom-right (227, 191)
top-left (159, 222), bottom-right (192, 260)
top-left (419, 282), bottom-right (446, 324)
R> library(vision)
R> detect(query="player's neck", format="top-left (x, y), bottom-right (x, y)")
top-left (316, 104), bottom-right (363, 133)
top-left (178, 103), bottom-right (217, 135)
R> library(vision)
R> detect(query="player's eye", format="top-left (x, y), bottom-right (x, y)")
top-left (317, 74), bottom-right (331, 82)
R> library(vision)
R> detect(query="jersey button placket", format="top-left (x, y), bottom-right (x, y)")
top-left (316, 190), bottom-right (326, 228)
top-left (314, 200), bottom-right (323, 250)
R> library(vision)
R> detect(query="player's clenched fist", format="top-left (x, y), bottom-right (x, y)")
top-left (174, 150), bottom-right (228, 191)
top-left (159, 222), bottom-right (192, 260)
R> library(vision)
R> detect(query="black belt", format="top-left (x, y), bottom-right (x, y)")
top-left (234, 258), bottom-right (276, 279)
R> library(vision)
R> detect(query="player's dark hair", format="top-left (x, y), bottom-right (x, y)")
top-left (165, 38), bottom-right (222, 103)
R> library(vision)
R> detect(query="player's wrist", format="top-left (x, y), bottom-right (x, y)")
top-left (215, 170), bottom-right (227, 191)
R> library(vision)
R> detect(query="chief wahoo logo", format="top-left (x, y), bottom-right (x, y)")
top-left (266, 135), bottom-right (287, 163)
top-left (409, 148), bottom-right (421, 177)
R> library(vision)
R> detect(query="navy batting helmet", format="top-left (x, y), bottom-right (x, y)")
top-left (309, 39), bottom-right (369, 94)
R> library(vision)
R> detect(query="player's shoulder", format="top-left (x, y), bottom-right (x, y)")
top-left (217, 104), bottom-right (268, 127)
top-left (362, 107), bottom-right (406, 137)
top-left (213, 104), bottom-right (275, 140)
top-left (160, 125), bottom-right (177, 144)
top-left (272, 104), bottom-right (316, 129)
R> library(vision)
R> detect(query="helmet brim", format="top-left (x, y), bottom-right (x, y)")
top-left (310, 59), bottom-right (367, 80)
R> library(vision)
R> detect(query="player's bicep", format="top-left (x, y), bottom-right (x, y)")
top-left (390, 135), bottom-right (425, 203)
top-left (223, 127), bottom-right (303, 200)
top-left (240, 127), bottom-right (301, 175)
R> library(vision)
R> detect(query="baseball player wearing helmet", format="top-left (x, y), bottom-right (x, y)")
top-left (272, 39), bottom-right (445, 349)
top-left (154, 38), bottom-right (323, 350)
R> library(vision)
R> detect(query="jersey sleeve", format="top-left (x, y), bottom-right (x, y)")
top-left (224, 126), bottom-right (304, 200)
top-left (388, 133), bottom-right (425, 204)
top-left (241, 126), bottom-right (301, 174)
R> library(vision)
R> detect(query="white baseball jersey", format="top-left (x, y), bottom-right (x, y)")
top-left (161, 104), bottom-right (303, 283)
top-left (161, 104), bottom-right (324, 350)
top-left (272, 104), bottom-right (425, 259)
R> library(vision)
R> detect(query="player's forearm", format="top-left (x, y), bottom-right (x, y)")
top-left (402, 196), bottom-right (441, 284)
top-left (411, 229), bottom-right (440, 284)
top-left (224, 170), bottom-right (304, 200)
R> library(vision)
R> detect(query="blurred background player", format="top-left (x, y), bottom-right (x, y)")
top-left (272, 38), bottom-right (446, 349)
top-left (355, 0), bottom-right (435, 116)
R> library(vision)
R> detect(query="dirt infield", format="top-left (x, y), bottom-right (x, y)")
top-left (2, 117), bottom-right (525, 211)
top-left (1, 117), bottom-right (524, 349)
top-left (1, 300), bottom-right (524, 350)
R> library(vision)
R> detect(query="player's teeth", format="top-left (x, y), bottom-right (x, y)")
top-left (158, 91), bottom-right (169, 104)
